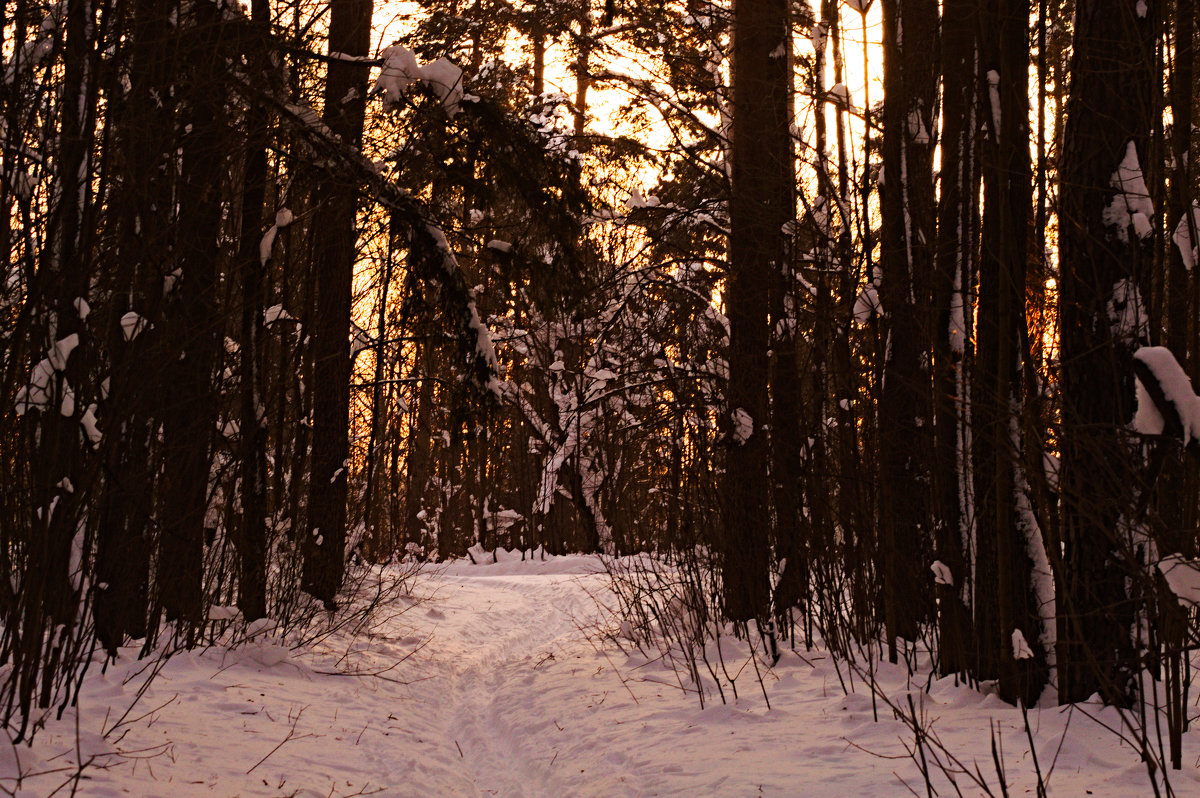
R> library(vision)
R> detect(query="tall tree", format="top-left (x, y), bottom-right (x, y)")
top-left (723, 0), bottom-right (791, 622)
top-left (159, 0), bottom-right (228, 629)
top-left (1056, 0), bottom-right (1157, 705)
top-left (974, 0), bottom-right (1047, 705)
top-left (877, 0), bottom-right (938, 657)
top-left (235, 0), bottom-right (274, 621)
top-left (931, 0), bottom-right (977, 677)
top-left (304, 0), bottom-right (374, 606)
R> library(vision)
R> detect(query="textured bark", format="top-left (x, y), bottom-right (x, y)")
top-left (932, 0), bottom-right (977, 678)
top-left (877, 0), bottom-right (938, 656)
top-left (1056, 0), bottom-right (1157, 705)
top-left (303, 0), bottom-right (373, 605)
top-left (159, 2), bottom-right (226, 628)
top-left (93, 0), bottom-right (173, 652)
top-left (770, 6), bottom-right (804, 630)
top-left (235, 0), bottom-right (272, 622)
top-left (722, 0), bottom-right (791, 622)
top-left (975, 0), bottom-right (1047, 706)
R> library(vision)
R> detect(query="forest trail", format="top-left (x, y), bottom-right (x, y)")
top-left (5, 555), bottom-right (1194, 797)
top-left (418, 563), bottom-right (608, 796)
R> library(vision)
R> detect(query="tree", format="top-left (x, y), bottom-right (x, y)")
top-left (974, 0), bottom-right (1048, 705)
top-left (877, 0), bottom-right (938, 657)
top-left (303, 0), bottom-right (374, 606)
top-left (1056, 0), bottom-right (1158, 704)
top-left (723, 0), bottom-right (792, 623)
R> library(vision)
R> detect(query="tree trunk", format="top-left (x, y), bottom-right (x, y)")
top-left (159, 1), bottom-right (226, 629)
top-left (723, 0), bottom-right (791, 623)
top-left (303, 0), bottom-right (373, 606)
top-left (932, 0), bottom-right (977, 677)
top-left (877, 0), bottom-right (939, 657)
top-left (1056, 0), bottom-right (1157, 705)
top-left (235, 0), bottom-right (272, 622)
top-left (975, 0), bottom-right (1047, 706)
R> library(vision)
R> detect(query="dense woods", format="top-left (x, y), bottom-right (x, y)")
top-left (2, 0), bottom-right (1200, 778)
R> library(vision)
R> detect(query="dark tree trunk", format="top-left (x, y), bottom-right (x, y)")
top-left (159, 2), bottom-right (227, 629)
top-left (94, 0), bottom-right (174, 652)
top-left (932, 0), bottom-right (977, 677)
top-left (303, 0), bottom-right (373, 606)
top-left (723, 0), bottom-right (791, 623)
top-left (975, 0), bottom-right (1048, 706)
top-left (1056, 0), bottom-right (1157, 705)
top-left (877, 0), bottom-right (939, 657)
top-left (235, 0), bottom-right (273, 622)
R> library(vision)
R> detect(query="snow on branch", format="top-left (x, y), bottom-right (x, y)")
top-left (373, 45), bottom-right (468, 117)
top-left (1103, 140), bottom-right (1155, 243)
top-left (1158, 554), bottom-right (1200, 606)
top-left (1131, 346), bottom-right (1200, 449)
top-left (260, 84), bottom-right (502, 396)
top-left (1173, 201), bottom-right (1200, 271)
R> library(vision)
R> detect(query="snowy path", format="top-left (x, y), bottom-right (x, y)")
top-left (5, 555), bottom-right (1200, 796)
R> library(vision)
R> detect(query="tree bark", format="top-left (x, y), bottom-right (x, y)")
top-left (877, 0), bottom-right (938, 657)
top-left (1056, 0), bottom-right (1157, 705)
top-left (723, 0), bottom-right (791, 623)
top-left (304, 0), bottom-right (374, 605)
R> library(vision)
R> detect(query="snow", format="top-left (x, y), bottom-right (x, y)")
top-left (810, 22), bottom-right (828, 55)
top-left (624, 188), bottom-right (661, 210)
top-left (49, 333), bottom-right (79, 370)
top-left (1103, 141), bottom-right (1155, 243)
top-left (731, 407), bottom-right (754, 443)
top-left (119, 311), bottom-right (150, 341)
top-left (853, 284), bottom-right (882, 324)
top-left (5, 556), bottom-right (1197, 797)
top-left (1172, 201), bottom-right (1200, 270)
top-left (1011, 628), bottom-right (1034, 660)
top-left (375, 45), bottom-right (465, 117)
top-left (1159, 554), bottom-right (1200, 605)
top-left (15, 335), bottom-right (81, 415)
top-left (80, 403), bottom-right (101, 447)
top-left (986, 69), bottom-right (1002, 136)
top-left (827, 83), bottom-right (855, 111)
top-left (263, 303), bottom-right (295, 325)
top-left (1131, 346), bottom-right (1200, 443)
top-left (930, 560), bottom-right (954, 586)
top-left (1107, 278), bottom-right (1147, 343)
top-left (906, 108), bottom-right (930, 145)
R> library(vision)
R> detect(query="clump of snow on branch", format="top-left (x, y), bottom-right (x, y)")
top-left (827, 83), bottom-right (855, 111)
top-left (1158, 554), bottom-right (1200, 606)
top-left (853, 284), bottom-right (882, 324)
top-left (1173, 201), bottom-right (1200, 271)
top-left (1107, 279), bottom-right (1147, 344)
top-left (374, 45), bottom-right (466, 117)
top-left (258, 207), bottom-right (294, 267)
top-left (986, 70), bottom-right (1002, 136)
top-left (263, 304), bottom-right (294, 326)
top-left (1011, 629), bottom-right (1034, 660)
top-left (15, 334), bottom-right (78, 416)
top-left (120, 311), bottom-right (151, 341)
top-left (1131, 346), bottom-right (1200, 442)
top-left (930, 560), bottom-right (954, 587)
top-left (731, 408), bottom-right (753, 444)
top-left (1102, 140), bottom-right (1155, 243)
top-left (423, 223), bottom-right (501, 395)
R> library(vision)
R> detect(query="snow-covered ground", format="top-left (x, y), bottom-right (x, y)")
top-left (4, 554), bottom-right (1198, 796)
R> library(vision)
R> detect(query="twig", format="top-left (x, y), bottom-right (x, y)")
top-left (247, 706), bottom-right (311, 774)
